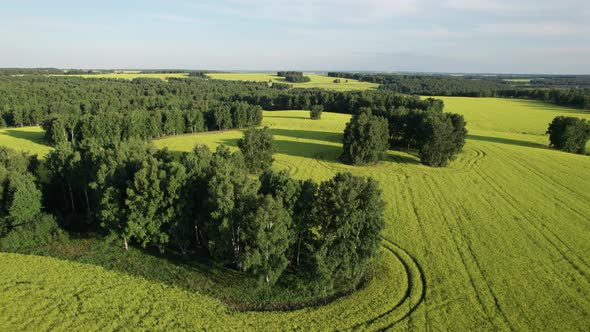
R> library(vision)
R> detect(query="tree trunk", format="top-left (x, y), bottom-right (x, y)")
top-left (68, 183), bottom-right (76, 213)
top-left (296, 235), bottom-right (303, 266)
top-left (84, 188), bottom-right (91, 217)
top-left (123, 236), bottom-right (129, 251)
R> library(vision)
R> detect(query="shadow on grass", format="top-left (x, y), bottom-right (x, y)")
top-left (219, 137), bottom-right (341, 161)
top-left (265, 115), bottom-right (310, 120)
top-left (467, 134), bottom-right (547, 149)
top-left (22, 233), bottom-right (358, 311)
top-left (269, 128), bottom-right (343, 144)
top-left (2, 129), bottom-right (49, 146)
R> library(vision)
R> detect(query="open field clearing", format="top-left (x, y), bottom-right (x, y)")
top-left (50, 73), bottom-right (190, 80)
top-left (1, 98), bottom-right (590, 330)
top-left (0, 126), bottom-right (51, 157)
top-left (208, 73), bottom-right (379, 91)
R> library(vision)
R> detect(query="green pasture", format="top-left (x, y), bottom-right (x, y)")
top-left (0, 126), bottom-right (51, 157)
top-left (50, 73), bottom-right (190, 80)
top-left (1, 98), bottom-right (590, 330)
top-left (208, 73), bottom-right (379, 91)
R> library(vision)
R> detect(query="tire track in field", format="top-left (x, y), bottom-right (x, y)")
top-left (482, 146), bottom-right (590, 271)
top-left (422, 175), bottom-right (513, 331)
top-left (497, 147), bottom-right (590, 239)
top-left (348, 239), bottom-right (426, 331)
top-left (498, 146), bottom-right (590, 213)
top-left (274, 159), bottom-right (300, 177)
top-left (402, 174), bottom-right (431, 330)
top-left (472, 152), bottom-right (590, 283)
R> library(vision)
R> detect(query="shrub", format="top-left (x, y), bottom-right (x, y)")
top-left (0, 214), bottom-right (68, 251)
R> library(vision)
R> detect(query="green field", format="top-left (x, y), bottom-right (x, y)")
top-left (1, 98), bottom-right (590, 330)
top-left (50, 73), bottom-right (190, 80)
top-left (0, 126), bottom-right (51, 157)
top-left (208, 73), bottom-right (379, 91)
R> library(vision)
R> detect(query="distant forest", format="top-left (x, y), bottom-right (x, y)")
top-left (327, 72), bottom-right (590, 110)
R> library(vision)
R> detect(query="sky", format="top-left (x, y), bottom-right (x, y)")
top-left (1, 0), bottom-right (589, 74)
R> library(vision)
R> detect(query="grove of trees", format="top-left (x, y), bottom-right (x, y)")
top-left (277, 71), bottom-right (311, 83)
top-left (342, 103), bottom-right (468, 167)
top-left (0, 120), bottom-right (386, 295)
top-left (547, 116), bottom-right (590, 154)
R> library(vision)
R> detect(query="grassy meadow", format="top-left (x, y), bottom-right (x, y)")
top-left (1, 98), bottom-right (590, 330)
top-left (50, 73), bottom-right (190, 80)
top-left (0, 126), bottom-right (51, 157)
top-left (208, 73), bottom-right (379, 91)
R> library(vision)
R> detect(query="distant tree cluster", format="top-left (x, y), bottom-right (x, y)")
top-left (498, 89), bottom-right (590, 110)
top-left (547, 116), bottom-right (590, 154)
top-left (327, 72), bottom-right (590, 111)
top-left (328, 72), bottom-right (507, 97)
top-left (277, 71), bottom-right (311, 83)
top-left (342, 101), bottom-right (467, 167)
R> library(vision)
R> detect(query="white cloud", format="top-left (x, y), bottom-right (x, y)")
top-left (186, 0), bottom-right (421, 24)
top-left (480, 22), bottom-right (590, 37)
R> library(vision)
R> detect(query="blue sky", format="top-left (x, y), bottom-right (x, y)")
top-left (1, 0), bottom-right (589, 74)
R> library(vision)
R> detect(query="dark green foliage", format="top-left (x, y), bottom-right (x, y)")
top-left (341, 109), bottom-right (389, 165)
top-left (310, 105), bottom-right (323, 120)
top-left (0, 213), bottom-right (67, 251)
top-left (259, 170), bottom-right (301, 214)
top-left (241, 196), bottom-right (292, 287)
top-left (277, 71), bottom-right (311, 83)
top-left (205, 146), bottom-right (259, 262)
top-left (0, 76), bottom-right (445, 138)
top-left (0, 148), bottom-right (43, 236)
top-left (547, 116), bottom-right (590, 154)
top-left (238, 127), bottom-right (275, 173)
top-left (327, 72), bottom-right (590, 111)
top-left (418, 113), bottom-right (468, 167)
top-left (306, 173), bottom-right (385, 294)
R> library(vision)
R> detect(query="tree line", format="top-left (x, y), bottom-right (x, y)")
top-left (41, 101), bottom-right (263, 145)
top-left (327, 72), bottom-right (590, 111)
top-left (0, 76), bottom-right (442, 131)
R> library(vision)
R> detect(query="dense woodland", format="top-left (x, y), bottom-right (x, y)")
top-left (0, 76), bottom-right (442, 138)
top-left (328, 72), bottom-right (590, 110)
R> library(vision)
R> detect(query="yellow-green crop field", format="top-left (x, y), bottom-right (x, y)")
top-left (50, 73), bottom-right (190, 80)
top-left (208, 73), bottom-right (379, 91)
top-left (0, 126), bottom-right (50, 157)
top-left (1, 98), bottom-right (590, 330)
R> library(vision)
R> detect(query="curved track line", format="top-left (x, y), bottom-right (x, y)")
top-left (349, 239), bottom-right (426, 330)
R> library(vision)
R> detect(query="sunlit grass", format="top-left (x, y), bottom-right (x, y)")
top-left (208, 73), bottom-right (379, 91)
top-left (2, 98), bottom-right (590, 330)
